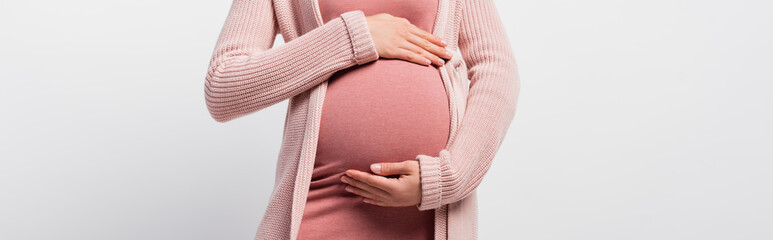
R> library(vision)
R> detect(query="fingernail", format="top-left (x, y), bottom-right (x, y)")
top-left (341, 176), bottom-right (349, 183)
top-left (345, 186), bottom-right (354, 193)
top-left (344, 171), bottom-right (353, 177)
top-left (441, 39), bottom-right (448, 45)
top-left (425, 59), bottom-right (431, 65)
top-left (439, 59), bottom-right (445, 65)
top-left (445, 50), bottom-right (452, 59)
top-left (371, 164), bottom-right (381, 174)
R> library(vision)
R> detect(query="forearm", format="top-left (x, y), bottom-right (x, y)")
top-left (205, 8), bottom-right (378, 122)
top-left (415, 0), bottom-right (520, 211)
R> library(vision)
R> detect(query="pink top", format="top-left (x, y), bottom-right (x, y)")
top-left (297, 0), bottom-right (446, 239)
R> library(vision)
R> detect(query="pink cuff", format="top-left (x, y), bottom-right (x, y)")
top-left (415, 149), bottom-right (452, 211)
top-left (340, 10), bottom-right (379, 65)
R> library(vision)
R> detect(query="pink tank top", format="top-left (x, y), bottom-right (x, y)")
top-left (297, 0), bottom-right (448, 239)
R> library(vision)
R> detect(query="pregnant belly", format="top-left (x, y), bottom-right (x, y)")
top-left (298, 59), bottom-right (448, 239)
top-left (315, 59), bottom-right (450, 177)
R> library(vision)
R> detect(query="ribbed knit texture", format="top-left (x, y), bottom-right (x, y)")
top-left (415, 0), bottom-right (520, 211)
top-left (205, 2), bottom-right (378, 121)
top-left (203, 0), bottom-right (519, 239)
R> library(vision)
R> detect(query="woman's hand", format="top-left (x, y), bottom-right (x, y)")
top-left (340, 160), bottom-right (422, 207)
top-left (366, 13), bottom-right (453, 66)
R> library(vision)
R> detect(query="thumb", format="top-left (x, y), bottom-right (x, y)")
top-left (371, 162), bottom-right (409, 176)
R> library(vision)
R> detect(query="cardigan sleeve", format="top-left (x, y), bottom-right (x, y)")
top-left (414, 0), bottom-right (520, 211)
top-left (204, 0), bottom-right (379, 123)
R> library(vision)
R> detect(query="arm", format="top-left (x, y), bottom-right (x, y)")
top-left (204, 0), bottom-right (379, 122)
top-left (414, 0), bottom-right (520, 210)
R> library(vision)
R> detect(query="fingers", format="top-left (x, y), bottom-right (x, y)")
top-left (406, 28), bottom-right (451, 62)
top-left (403, 160), bottom-right (420, 175)
top-left (342, 175), bottom-right (390, 200)
top-left (362, 197), bottom-right (389, 206)
top-left (393, 47), bottom-right (433, 66)
top-left (399, 40), bottom-right (444, 67)
top-left (344, 169), bottom-right (396, 192)
top-left (368, 14), bottom-right (451, 66)
top-left (408, 24), bottom-right (447, 48)
top-left (371, 161), bottom-right (412, 176)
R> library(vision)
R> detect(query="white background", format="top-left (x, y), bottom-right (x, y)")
top-left (1, 0), bottom-right (771, 239)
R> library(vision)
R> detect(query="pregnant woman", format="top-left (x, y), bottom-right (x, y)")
top-left (203, 0), bottom-right (520, 239)
top-left (297, 0), bottom-right (449, 239)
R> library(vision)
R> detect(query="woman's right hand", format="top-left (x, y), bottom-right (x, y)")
top-left (366, 13), bottom-right (452, 66)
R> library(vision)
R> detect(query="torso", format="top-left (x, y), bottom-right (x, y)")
top-left (297, 0), bottom-right (448, 239)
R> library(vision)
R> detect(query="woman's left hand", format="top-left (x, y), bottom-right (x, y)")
top-left (340, 160), bottom-right (422, 207)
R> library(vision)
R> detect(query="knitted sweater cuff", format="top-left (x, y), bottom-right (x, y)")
top-left (415, 149), bottom-right (452, 211)
top-left (340, 10), bottom-right (379, 65)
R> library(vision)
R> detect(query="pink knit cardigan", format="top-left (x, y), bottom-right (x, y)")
top-left (204, 0), bottom-right (520, 239)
